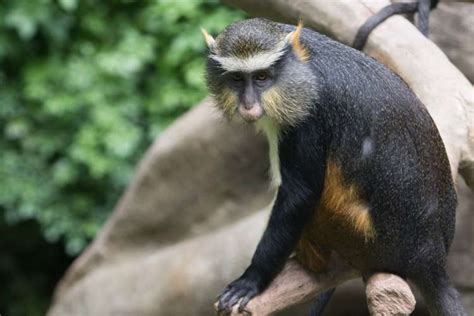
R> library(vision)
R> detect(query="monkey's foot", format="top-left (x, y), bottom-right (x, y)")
top-left (216, 276), bottom-right (260, 315)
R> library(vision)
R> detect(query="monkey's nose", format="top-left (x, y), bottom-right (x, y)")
top-left (238, 104), bottom-right (264, 122)
top-left (243, 103), bottom-right (258, 110)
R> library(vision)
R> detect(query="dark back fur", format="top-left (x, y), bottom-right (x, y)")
top-left (277, 22), bottom-right (456, 273)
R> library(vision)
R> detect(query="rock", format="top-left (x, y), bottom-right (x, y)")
top-left (430, 3), bottom-right (474, 83)
top-left (50, 99), bottom-right (273, 305)
top-left (48, 211), bottom-right (269, 316)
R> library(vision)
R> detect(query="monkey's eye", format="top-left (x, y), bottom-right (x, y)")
top-left (255, 72), bottom-right (268, 81)
top-left (231, 73), bottom-right (243, 81)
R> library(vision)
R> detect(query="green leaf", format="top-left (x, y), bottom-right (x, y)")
top-left (0, 0), bottom-right (246, 263)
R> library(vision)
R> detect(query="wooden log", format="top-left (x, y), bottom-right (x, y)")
top-left (215, 257), bottom-right (358, 315)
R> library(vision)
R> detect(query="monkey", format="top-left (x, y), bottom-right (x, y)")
top-left (203, 18), bottom-right (466, 315)
top-left (353, 0), bottom-right (439, 50)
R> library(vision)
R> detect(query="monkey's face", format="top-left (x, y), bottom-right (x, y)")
top-left (217, 68), bottom-right (274, 122)
top-left (204, 18), bottom-right (316, 125)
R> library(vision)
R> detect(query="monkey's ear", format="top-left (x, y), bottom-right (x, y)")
top-left (201, 28), bottom-right (216, 52)
top-left (287, 21), bottom-right (310, 62)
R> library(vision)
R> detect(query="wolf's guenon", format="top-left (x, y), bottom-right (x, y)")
top-left (353, 0), bottom-right (439, 50)
top-left (203, 18), bottom-right (465, 315)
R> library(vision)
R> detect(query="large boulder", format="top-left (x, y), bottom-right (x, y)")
top-left (431, 3), bottom-right (474, 83)
top-left (49, 100), bottom-right (274, 315)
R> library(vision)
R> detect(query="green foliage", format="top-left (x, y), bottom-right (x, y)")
top-left (0, 0), bottom-right (245, 255)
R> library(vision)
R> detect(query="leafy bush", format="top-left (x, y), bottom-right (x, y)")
top-left (0, 0), bottom-right (245, 254)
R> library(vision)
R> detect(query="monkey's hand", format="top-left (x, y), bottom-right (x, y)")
top-left (216, 267), bottom-right (264, 315)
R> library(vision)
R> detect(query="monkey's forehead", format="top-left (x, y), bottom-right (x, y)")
top-left (215, 18), bottom-right (287, 58)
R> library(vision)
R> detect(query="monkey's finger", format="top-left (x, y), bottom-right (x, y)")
top-left (217, 281), bottom-right (238, 302)
top-left (217, 287), bottom-right (234, 305)
top-left (216, 294), bottom-right (228, 310)
top-left (216, 292), bottom-right (225, 304)
top-left (218, 288), bottom-right (237, 311)
top-left (238, 291), bottom-right (257, 313)
top-left (226, 288), bottom-right (248, 310)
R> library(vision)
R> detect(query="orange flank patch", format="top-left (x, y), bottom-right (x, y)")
top-left (321, 161), bottom-right (375, 241)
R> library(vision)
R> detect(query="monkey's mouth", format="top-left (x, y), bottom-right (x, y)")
top-left (238, 105), bottom-right (264, 122)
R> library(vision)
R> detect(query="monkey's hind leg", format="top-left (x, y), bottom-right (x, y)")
top-left (410, 265), bottom-right (466, 316)
top-left (295, 235), bottom-right (335, 316)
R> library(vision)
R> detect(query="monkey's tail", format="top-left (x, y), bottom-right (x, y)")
top-left (353, 0), bottom-right (439, 51)
top-left (417, 0), bottom-right (436, 36)
top-left (353, 2), bottom-right (418, 50)
top-left (307, 287), bottom-right (336, 316)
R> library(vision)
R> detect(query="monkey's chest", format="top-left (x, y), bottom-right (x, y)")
top-left (295, 161), bottom-right (375, 272)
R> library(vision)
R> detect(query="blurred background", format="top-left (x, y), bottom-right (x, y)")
top-left (0, 1), bottom-right (244, 315)
top-left (1, 1), bottom-right (473, 316)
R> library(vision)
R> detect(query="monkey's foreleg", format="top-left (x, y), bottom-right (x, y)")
top-left (216, 186), bottom-right (316, 314)
top-left (216, 143), bottom-right (326, 314)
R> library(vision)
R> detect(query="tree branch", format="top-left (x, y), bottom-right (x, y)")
top-left (215, 257), bottom-right (358, 315)
top-left (365, 273), bottom-right (416, 316)
top-left (216, 257), bottom-right (418, 316)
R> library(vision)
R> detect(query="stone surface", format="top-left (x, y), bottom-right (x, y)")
top-left (49, 211), bottom-right (269, 316)
top-left (50, 99), bottom-right (273, 304)
top-left (431, 3), bottom-right (474, 83)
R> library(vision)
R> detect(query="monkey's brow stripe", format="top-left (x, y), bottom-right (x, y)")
top-left (211, 50), bottom-right (285, 73)
top-left (211, 41), bottom-right (287, 73)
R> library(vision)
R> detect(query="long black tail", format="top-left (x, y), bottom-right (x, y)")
top-left (353, 0), bottom-right (439, 50)
top-left (417, 0), bottom-right (434, 36)
top-left (308, 288), bottom-right (336, 316)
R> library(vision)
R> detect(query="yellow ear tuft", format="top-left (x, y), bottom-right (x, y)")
top-left (201, 28), bottom-right (216, 51)
top-left (289, 21), bottom-right (310, 63)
